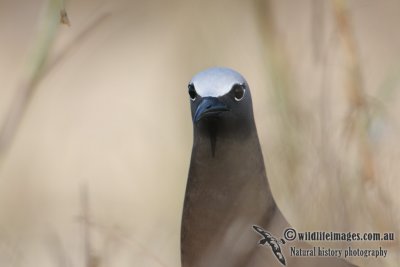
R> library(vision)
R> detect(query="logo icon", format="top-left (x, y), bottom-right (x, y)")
top-left (252, 225), bottom-right (287, 266)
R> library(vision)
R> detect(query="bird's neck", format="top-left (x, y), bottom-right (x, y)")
top-left (181, 126), bottom-right (278, 266)
top-left (186, 128), bottom-right (275, 216)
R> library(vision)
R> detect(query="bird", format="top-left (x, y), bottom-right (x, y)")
top-left (180, 67), bottom-right (357, 267)
top-left (252, 225), bottom-right (286, 266)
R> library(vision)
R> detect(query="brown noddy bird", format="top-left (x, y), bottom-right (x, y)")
top-left (181, 67), bottom-right (357, 267)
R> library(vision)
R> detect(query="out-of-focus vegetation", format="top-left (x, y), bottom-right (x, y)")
top-left (0, 0), bottom-right (399, 266)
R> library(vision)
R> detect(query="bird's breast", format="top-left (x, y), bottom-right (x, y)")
top-left (181, 133), bottom-right (275, 266)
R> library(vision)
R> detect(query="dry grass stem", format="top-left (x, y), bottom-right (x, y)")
top-left (0, 0), bottom-right (70, 163)
top-left (332, 0), bottom-right (375, 183)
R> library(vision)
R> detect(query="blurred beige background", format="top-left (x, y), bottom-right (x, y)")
top-left (0, 0), bottom-right (399, 266)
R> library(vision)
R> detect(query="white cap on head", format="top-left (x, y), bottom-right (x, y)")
top-left (190, 67), bottom-right (247, 97)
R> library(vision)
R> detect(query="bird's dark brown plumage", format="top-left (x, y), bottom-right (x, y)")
top-left (181, 67), bottom-right (357, 267)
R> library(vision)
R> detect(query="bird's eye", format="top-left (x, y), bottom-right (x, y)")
top-left (188, 83), bottom-right (197, 101)
top-left (232, 83), bottom-right (246, 101)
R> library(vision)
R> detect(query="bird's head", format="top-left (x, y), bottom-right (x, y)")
top-left (187, 67), bottom-right (255, 138)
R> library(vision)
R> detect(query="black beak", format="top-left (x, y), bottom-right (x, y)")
top-left (194, 97), bottom-right (229, 123)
